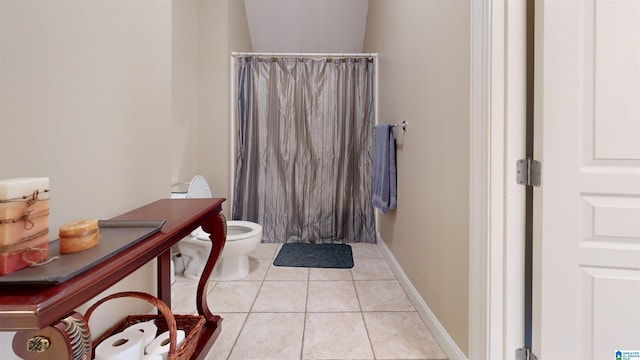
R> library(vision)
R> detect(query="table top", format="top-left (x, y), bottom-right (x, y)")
top-left (0, 219), bottom-right (166, 285)
top-left (0, 198), bottom-right (224, 330)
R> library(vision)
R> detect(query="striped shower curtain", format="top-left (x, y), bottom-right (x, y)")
top-left (232, 56), bottom-right (376, 244)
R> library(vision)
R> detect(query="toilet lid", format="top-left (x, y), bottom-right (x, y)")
top-left (187, 175), bottom-right (212, 199)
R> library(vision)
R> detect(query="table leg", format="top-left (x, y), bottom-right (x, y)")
top-left (157, 249), bottom-right (172, 308)
top-left (197, 213), bottom-right (226, 322)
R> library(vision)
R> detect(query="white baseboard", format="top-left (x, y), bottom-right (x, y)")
top-left (376, 234), bottom-right (468, 360)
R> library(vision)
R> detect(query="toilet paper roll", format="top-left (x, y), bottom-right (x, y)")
top-left (145, 329), bottom-right (186, 360)
top-left (141, 355), bottom-right (163, 360)
top-left (123, 320), bottom-right (158, 348)
top-left (94, 330), bottom-right (145, 360)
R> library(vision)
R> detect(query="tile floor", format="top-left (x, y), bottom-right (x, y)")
top-left (171, 243), bottom-right (448, 360)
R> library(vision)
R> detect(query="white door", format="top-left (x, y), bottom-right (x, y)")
top-left (533, 1), bottom-right (640, 359)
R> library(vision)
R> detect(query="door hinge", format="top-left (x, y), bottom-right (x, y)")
top-left (516, 347), bottom-right (539, 360)
top-left (516, 159), bottom-right (541, 187)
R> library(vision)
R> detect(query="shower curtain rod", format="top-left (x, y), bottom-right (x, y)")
top-left (232, 52), bottom-right (377, 59)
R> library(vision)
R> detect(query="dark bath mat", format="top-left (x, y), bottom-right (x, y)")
top-left (273, 243), bottom-right (354, 269)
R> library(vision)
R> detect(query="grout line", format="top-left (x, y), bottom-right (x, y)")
top-left (351, 259), bottom-right (378, 359)
top-left (299, 264), bottom-right (311, 359)
top-left (222, 312), bottom-right (249, 360)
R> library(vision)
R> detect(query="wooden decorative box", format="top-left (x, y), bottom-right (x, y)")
top-left (0, 178), bottom-right (50, 275)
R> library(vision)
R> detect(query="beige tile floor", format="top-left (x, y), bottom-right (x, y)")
top-left (171, 243), bottom-right (448, 360)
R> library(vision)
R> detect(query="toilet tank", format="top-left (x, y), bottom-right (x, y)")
top-left (171, 191), bottom-right (187, 199)
top-left (171, 182), bottom-right (188, 199)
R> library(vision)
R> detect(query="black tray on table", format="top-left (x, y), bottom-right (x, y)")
top-left (0, 219), bottom-right (165, 285)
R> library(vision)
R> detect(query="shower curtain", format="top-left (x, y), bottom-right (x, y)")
top-left (233, 56), bottom-right (376, 244)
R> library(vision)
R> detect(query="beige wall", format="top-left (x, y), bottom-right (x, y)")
top-left (364, 0), bottom-right (471, 355)
top-left (170, 0), bottom-right (250, 212)
top-left (0, 0), bottom-right (172, 354)
top-left (172, 0), bottom-right (199, 184)
top-left (197, 0), bottom-right (251, 217)
top-left (0, 0), bottom-right (172, 221)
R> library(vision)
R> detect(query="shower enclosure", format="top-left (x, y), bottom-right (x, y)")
top-left (231, 54), bottom-right (377, 244)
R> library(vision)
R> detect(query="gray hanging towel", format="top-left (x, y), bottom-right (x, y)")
top-left (372, 124), bottom-right (397, 213)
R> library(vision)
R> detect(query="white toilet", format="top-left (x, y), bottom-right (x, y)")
top-left (172, 175), bottom-right (263, 281)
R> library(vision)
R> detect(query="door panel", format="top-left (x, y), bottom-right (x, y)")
top-left (534, 0), bottom-right (640, 359)
top-left (594, 1), bottom-right (639, 160)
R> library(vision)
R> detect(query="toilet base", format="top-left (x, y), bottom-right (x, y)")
top-left (181, 249), bottom-right (207, 280)
top-left (211, 254), bottom-right (250, 281)
top-left (180, 247), bottom-right (252, 281)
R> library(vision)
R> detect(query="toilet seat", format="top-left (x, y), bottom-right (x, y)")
top-left (195, 221), bottom-right (262, 242)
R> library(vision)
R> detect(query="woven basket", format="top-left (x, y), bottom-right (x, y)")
top-left (85, 291), bottom-right (205, 360)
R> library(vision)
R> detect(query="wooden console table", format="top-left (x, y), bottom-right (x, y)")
top-left (0, 198), bottom-right (226, 360)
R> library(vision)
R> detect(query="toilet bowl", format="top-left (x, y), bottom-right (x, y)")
top-left (173, 175), bottom-right (263, 281)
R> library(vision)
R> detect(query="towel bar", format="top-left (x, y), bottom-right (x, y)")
top-left (393, 121), bottom-right (408, 131)
top-left (376, 121), bottom-right (408, 131)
